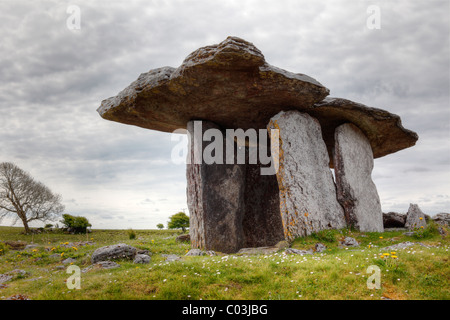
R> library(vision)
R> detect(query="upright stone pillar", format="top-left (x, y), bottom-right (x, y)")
top-left (187, 120), bottom-right (246, 253)
top-left (242, 134), bottom-right (284, 248)
top-left (268, 111), bottom-right (346, 241)
top-left (334, 123), bottom-right (383, 232)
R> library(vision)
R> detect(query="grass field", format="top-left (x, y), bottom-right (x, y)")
top-left (0, 223), bottom-right (449, 300)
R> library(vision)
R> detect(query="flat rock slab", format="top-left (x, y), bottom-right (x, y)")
top-left (237, 246), bottom-right (279, 255)
top-left (268, 110), bottom-right (346, 240)
top-left (98, 36), bottom-right (329, 133)
top-left (334, 123), bottom-right (383, 232)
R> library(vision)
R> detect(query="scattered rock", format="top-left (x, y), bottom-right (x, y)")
top-left (62, 258), bottom-right (77, 265)
top-left (237, 246), bottom-right (279, 255)
top-left (315, 243), bottom-right (327, 253)
top-left (405, 204), bottom-right (427, 230)
top-left (0, 274), bottom-right (13, 284)
top-left (91, 243), bottom-right (137, 263)
top-left (82, 261), bottom-right (120, 273)
top-left (175, 234), bottom-right (190, 243)
top-left (334, 123), bottom-right (383, 232)
top-left (24, 244), bottom-right (39, 251)
top-left (382, 241), bottom-right (415, 251)
top-left (0, 269), bottom-right (27, 284)
top-left (433, 213), bottom-right (450, 226)
top-left (383, 212), bottom-right (407, 228)
top-left (161, 254), bottom-right (181, 262)
top-left (136, 249), bottom-right (151, 256)
top-left (285, 248), bottom-right (313, 255)
top-left (340, 237), bottom-right (360, 247)
top-left (133, 254), bottom-right (151, 264)
top-left (185, 249), bottom-right (206, 256)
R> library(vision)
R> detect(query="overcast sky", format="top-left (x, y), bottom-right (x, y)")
top-left (0, 0), bottom-right (449, 229)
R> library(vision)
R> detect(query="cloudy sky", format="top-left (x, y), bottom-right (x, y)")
top-left (0, 0), bottom-right (449, 229)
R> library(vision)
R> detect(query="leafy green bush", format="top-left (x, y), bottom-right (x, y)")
top-left (412, 221), bottom-right (440, 239)
top-left (60, 214), bottom-right (92, 234)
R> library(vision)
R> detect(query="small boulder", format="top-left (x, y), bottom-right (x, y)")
top-left (405, 204), bottom-right (427, 230)
top-left (133, 254), bottom-right (151, 264)
top-left (82, 261), bottom-right (120, 273)
top-left (340, 237), bottom-right (360, 247)
top-left (62, 258), bottom-right (77, 265)
top-left (433, 213), bottom-right (450, 226)
top-left (315, 243), bottom-right (327, 253)
top-left (161, 254), bottom-right (181, 262)
top-left (237, 246), bottom-right (278, 255)
top-left (91, 243), bottom-right (137, 263)
top-left (185, 249), bottom-right (205, 256)
top-left (285, 248), bottom-right (313, 255)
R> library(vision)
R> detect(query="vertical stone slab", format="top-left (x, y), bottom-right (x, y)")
top-left (242, 137), bottom-right (284, 247)
top-left (186, 120), bottom-right (246, 253)
top-left (267, 111), bottom-right (346, 241)
top-left (405, 203), bottom-right (427, 230)
top-left (334, 123), bottom-right (383, 232)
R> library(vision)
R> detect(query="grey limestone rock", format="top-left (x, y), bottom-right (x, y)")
top-left (340, 237), bottom-right (360, 247)
top-left (267, 110), bottom-right (346, 241)
top-left (133, 254), bottom-right (151, 264)
top-left (185, 249), bottom-right (206, 256)
top-left (91, 243), bottom-right (137, 263)
top-left (334, 123), bottom-right (383, 232)
top-left (405, 204), bottom-right (427, 230)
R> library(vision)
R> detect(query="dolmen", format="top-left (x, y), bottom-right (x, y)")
top-left (97, 36), bottom-right (418, 253)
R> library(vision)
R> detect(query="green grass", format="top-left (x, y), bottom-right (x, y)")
top-left (0, 223), bottom-right (449, 300)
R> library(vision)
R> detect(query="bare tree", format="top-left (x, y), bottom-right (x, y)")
top-left (0, 162), bottom-right (64, 234)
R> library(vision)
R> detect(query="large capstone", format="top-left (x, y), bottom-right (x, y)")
top-left (334, 123), bottom-right (384, 232)
top-left (268, 110), bottom-right (346, 240)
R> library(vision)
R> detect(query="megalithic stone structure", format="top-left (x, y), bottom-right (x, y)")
top-left (97, 36), bottom-right (419, 253)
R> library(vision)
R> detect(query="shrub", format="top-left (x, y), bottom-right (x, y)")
top-left (60, 214), bottom-right (92, 234)
top-left (127, 229), bottom-right (136, 240)
top-left (412, 221), bottom-right (440, 239)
